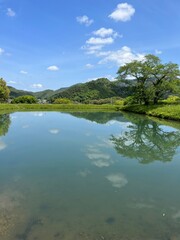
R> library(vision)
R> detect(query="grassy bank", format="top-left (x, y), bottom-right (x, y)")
top-left (0, 103), bottom-right (120, 113)
top-left (0, 103), bottom-right (180, 121)
top-left (122, 104), bottom-right (180, 121)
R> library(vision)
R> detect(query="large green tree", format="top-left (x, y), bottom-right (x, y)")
top-left (0, 78), bottom-right (10, 103)
top-left (117, 55), bottom-right (180, 104)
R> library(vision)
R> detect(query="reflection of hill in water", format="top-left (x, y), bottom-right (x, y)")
top-left (69, 111), bottom-right (180, 129)
top-left (110, 114), bottom-right (180, 164)
top-left (0, 114), bottom-right (11, 136)
top-left (69, 112), bottom-right (127, 124)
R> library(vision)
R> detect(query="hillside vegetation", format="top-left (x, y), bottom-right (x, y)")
top-left (51, 78), bottom-right (134, 102)
top-left (8, 86), bottom-right (67, 100)
top-left (8, 78), bottom-right (133, 102)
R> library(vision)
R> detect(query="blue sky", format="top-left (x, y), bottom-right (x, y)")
top-left (0, 0), bottom-right (180, 91)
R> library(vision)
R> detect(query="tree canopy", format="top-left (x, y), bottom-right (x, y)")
top-left (0, 78), bottom-right (10, 103)
top-left (117, 54), bottom-right (180, 105)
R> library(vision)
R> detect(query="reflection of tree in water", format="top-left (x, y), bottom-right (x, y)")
top-left (110, 116), bottom-right (180, 164)
top-left (0, 114), bottom-right (11, 136)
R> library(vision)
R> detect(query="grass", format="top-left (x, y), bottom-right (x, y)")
top-left (0, 103), bottom-right (180, 121)
top-left (0, 103), bottom-right (121, 112)
top-left (122, 103), bottom-right (180, 121)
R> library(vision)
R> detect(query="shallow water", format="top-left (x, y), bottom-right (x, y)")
top-left (0, 111), bottom-right (180, 240)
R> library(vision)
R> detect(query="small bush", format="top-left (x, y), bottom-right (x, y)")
top-left (123, 96), bottom-right (137, 105)
top-left (89, 99), bottom-right (112, 105)
top-left (53, 98), bottom-right (72, 104)
top-left (12, 95), bottom-right (37, 104)
top-left (114, 100), bottom-right (124, 105)
top-left (162, 95), bottom-right (180, 104)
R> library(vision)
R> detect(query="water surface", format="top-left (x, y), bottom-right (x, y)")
top-left (0, 111), bottom-right (180, 240)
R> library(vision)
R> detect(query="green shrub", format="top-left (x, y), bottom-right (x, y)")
top-left (89, 99), bottom-right (112, 105)
top-left (53, 98), bottom-right (72, 104)
top-left (163, 95), bottom-right (180, 104)
top-left (123, 96), bottom-right (137, 105)
top-left (12, 95), bottom-right (37, 104)
top-left (114, 99), bottom-right (124, 105)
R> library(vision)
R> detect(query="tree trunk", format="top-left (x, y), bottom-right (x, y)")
top-left (153, 97), bottom-right (158, 104)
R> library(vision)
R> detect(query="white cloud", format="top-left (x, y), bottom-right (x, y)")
top-left (109, 3), bottom-right (135, 22)
top-left (0, 48), bottom-right (5, 55)
top-left (87, 74), bottom-right (115, 82)
top-left (20, 70), bottom-right (28, 74)
top-left (22, 125), bottom-right (30, 129)
top-left (105, 74), bottom-right (116, 81)
top-left (99, 46), bottom-right (145, 66)
top-left (47, 65), bottom-right (59, 71)
top-left (106, 173), bottom-right (128, 188)
top-left (86, 37), bottom-right (114, 45)
top-left (93, 28), bottom-right (118, 38)
top-left (155, 49), bottom-right (162, 55)
top-left (82, 44), bottom-right (104, 55)
top-left (96, 51), bottom-right (112, 57)
top-left (0, 140), bottom-right (7, 151)
top-left (85, 63), bottom-right (94, 69)
top-left (7, 81), bottom-right (16, 84)
top-left (32, 84), bottom-right (43, 89)
top-left (7, 8), bottom-right (16, 17)
top-left (76, 15), bottom-right (94, 26)
top-left (82, 28), bottom-right (122, 55)
top-left (49, 129), bottom-right (60, 134)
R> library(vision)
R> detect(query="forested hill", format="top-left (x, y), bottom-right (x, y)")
top-left (8, 78), bottom-right (134, 102)
top-left (8, 86), bottom-right (34, 98)
top-left (50, 78), bottom-right (134, 102)
top-left (8, 86), bottom-right (67, 100)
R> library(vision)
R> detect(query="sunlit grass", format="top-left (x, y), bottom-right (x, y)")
top-left (122, 104), bottom-right (180, 121)
top-left (0, 103), bottom-right (120, 112)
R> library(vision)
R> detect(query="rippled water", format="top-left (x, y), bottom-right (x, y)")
top-left (0, 111), bottom-right (180, 240)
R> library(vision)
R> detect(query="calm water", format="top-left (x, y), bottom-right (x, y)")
top-left (0, 111), bottom-right (180, 240)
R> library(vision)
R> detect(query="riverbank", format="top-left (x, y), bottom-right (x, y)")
top-left (122, 104), bottom-right (180, 121)
top-left (0, 103), bottom-right (120, 112)
top-left (0, 103), bottom-right (180, 121)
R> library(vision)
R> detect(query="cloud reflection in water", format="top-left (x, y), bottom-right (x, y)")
top-left (0, 140), bottom-right (7, 151)
top-left (106, 173), bottom-right (128, 188)
top-left (49, 129), bottom-right (60, 134)
top-left (86, 145), bottom-right (113, 168)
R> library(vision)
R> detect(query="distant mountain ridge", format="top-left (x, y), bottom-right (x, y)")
top-left (8, 78), bottom-right (134, 102)
top-left (8, 86), bottom-right (67, 100)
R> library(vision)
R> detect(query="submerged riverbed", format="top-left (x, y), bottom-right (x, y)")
top-left (0, 111), bottom-right (180, 240)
